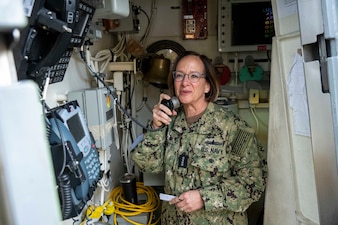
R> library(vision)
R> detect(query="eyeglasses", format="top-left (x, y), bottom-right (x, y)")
top-left (172, 71), bottom-right (206, 83)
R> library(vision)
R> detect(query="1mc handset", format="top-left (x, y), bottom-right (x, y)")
top-left (161, 96), bottom-right (180, 111)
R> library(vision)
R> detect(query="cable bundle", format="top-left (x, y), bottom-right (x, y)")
top-left (81, 182), bottom-right (161, 225)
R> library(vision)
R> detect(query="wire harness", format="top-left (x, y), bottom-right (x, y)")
top-left (80, 182), bottom-right (161, 225)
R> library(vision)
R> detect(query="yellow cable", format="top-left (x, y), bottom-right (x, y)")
top-left (81, 182), bottom-right (161, 225)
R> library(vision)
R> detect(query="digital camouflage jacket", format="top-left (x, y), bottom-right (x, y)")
top-left (131, 102), bottom-right (267, 225)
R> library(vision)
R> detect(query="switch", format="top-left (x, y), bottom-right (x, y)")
top-left (113, 71), bottom-right (124, 92)
top-left (249, 89), bottom-right (260, 104)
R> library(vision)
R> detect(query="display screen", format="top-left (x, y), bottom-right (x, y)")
top-left (231, 2), bottom-right (274, 46)
top-left (67, 113), bottom-right (86, 143)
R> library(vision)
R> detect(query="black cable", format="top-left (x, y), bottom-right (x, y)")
top-left (58, 173), bottom-right (73, 220)
top-left (79, 49), bottom-right (161, 132)
top-left (126, 72), bottom-right (135, 143)
top-left (93, 71), bottom-right (153, 131)
top-left (266, 50), bottom-right (271, 63)
top-left (138, 7), bottom-right (150, 43)
top-left (49, 110), bottom-right (74, 219)
top-left (50, 110), bottom-right (67, 176)
top-left (44, 101), bottom-right (73, 219)
top-left (139, 8), bottom-right (150, 23)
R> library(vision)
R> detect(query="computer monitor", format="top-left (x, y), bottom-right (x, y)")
top-left (218, 0), bottom-right (275, 52)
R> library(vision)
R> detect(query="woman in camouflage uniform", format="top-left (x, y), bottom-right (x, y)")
top-left (132, 51), bottom-right (267, 225)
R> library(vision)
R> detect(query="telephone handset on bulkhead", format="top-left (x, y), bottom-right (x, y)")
top-left (48, 101), bottom-right (101, 219)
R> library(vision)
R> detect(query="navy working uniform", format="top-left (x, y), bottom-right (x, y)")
top-left (132, 102), bottom-right (267, 225)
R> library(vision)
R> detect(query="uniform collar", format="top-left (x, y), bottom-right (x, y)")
top-left (171, 102), bottom-right (222, 135)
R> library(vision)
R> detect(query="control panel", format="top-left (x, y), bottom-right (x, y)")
top-left (35, 49), bottom-right (73, 88)
top-left (16, 0), bottom-right (97, 90)
top-left (41, 1), bottom-right (96, 87)
top-left (182, 0), bottom-right (207, 40)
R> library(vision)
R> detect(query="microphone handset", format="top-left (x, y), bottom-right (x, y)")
top-left (160, 96), bottom-right (180, 111)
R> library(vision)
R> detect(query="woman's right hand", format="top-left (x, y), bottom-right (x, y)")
top-left (152, 93), bottom-right (177, 129)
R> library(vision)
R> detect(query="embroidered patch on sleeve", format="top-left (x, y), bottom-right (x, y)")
top-left (231, 128), bottom-right (254, 157)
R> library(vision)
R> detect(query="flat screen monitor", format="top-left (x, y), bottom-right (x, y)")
top-left (218, 0), bottom-right (275, 52)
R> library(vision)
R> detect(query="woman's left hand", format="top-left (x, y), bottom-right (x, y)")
top-left (170, 190), bottom-right (205, 213)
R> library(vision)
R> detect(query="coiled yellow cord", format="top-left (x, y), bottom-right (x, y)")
top-left (81, 182), bottom-right (161, 225)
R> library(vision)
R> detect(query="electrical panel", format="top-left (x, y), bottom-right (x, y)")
top-left (104, 4), bottom-right (140, 33)
top-left (182, 0), bottom-right (208, 40)
top-left (68, 88), bottom-right (115, 150)
top-left (93, 0), bottom-right (130, 20)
